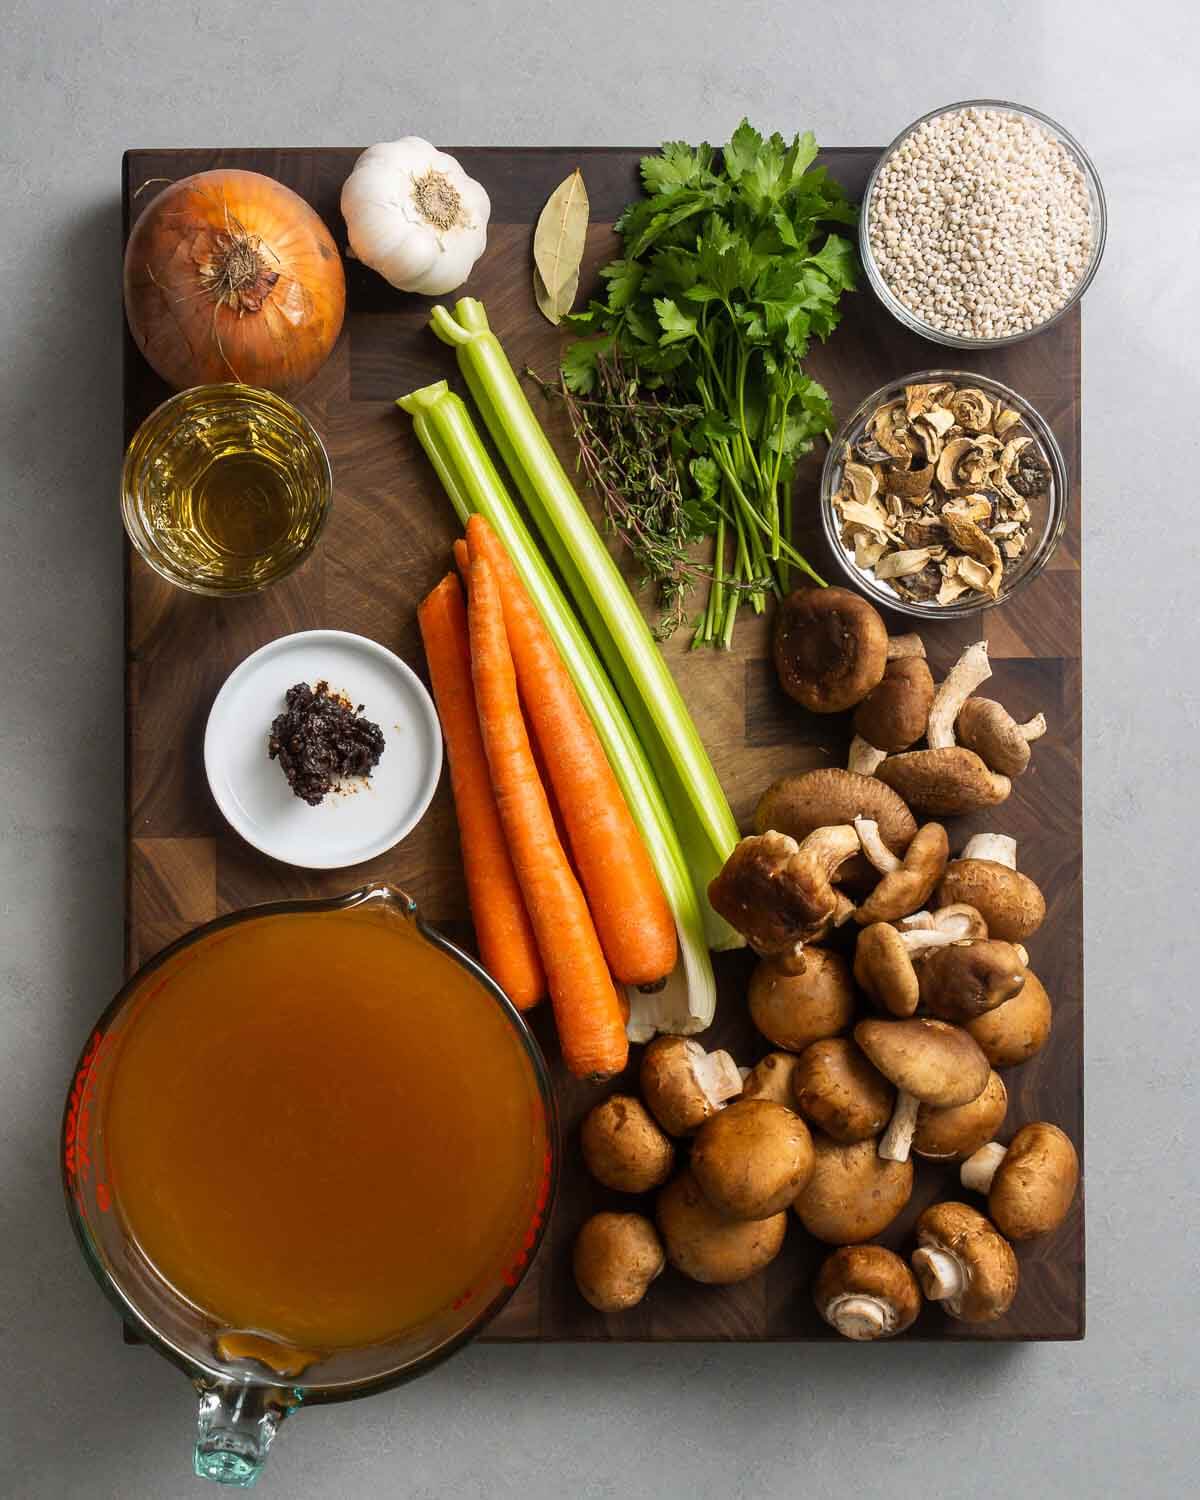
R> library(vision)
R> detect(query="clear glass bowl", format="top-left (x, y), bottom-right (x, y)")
top-left (122, 384), bottom-right (332, 596)
top-left (860, 99), bottom-right (1107, 350)
top-left (820, 369), bottom-right (1068, 621)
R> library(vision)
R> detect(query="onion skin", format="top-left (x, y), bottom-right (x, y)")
top-left (124, 169), bottom-right (346, 393)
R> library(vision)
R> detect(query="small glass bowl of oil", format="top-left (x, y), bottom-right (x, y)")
top-left (122, 384), bottom-right (332, 595)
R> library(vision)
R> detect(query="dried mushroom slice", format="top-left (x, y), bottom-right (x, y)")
top-left (949, 388), bottom-right (994, 433)
top-left (886, 463), bottom-right (935, 498)
top-left (992, 407), bottom-right (1022, 437)
top-left (875, 547), bottom-right (943, 581)
top-left (872, 401), bottom-right (913, 461)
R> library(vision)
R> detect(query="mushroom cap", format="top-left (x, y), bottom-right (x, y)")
top-left (792, 1038), bottom-right (895, 1143)
top-left (854, 923), bottom-right (920, 1017)
top-left (914, 1070), bottom-right (1008, 1159)
top-left (755, 769), bottom-right (917, 855)
top-left (965, 970), bottom-right (1052, 1067)
top-left (877, 748), bottom-right (1011, 817)
top-left (640, 1036), bottom-right (741, 1137)
top-left (956, 698), bottom-right (1035, 777)
top-left (740, 1051), bottom-right (802, 1107)
top-left (580, 1095), bottom-right (675, 1194)
top-left (854, 1018), bottom-right (991, 1107)
top-left (792, 1135), bottom-right (914, 1244)
top-left (707, 829), bottom-right (857, 954)
top-left (691, 1100), bottom-right (815, 1220)
top-left (855, 822), bottom-right (949, 925)
top-left (914, 1201), bottom-right (1019, 1322)
top-left (748, 948), bottom-right (855, 1052)
top-left (918, 940), bottom-right (1027, 1021)
top-left (936, 859), bottom-right (1046, 942)
top-left (573, 1212), bottom-right (665, 1312)
top-left (656, 1170), bottom-right (788, 1284)
top-left (988, 1122), bottom-right (1079, 1240)
top-left (773, 586), bottom-right (888, 713)
top-left (814, 1245), bottom-right (922, 1340)
top-left (853, 656), bottom-right (936, 752)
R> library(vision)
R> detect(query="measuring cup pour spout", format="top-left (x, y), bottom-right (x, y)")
top-left (194, 1380), bottom-right (299, 1487)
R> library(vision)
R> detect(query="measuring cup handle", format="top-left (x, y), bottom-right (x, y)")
top-left (193, 1381), bottom-right (297, 1488)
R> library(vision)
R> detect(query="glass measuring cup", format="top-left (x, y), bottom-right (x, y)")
top-left (62, 885), bottom-right (558, 1487)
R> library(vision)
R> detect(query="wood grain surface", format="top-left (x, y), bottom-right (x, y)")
top-left (123, 146), bottom-right (1083, 1342)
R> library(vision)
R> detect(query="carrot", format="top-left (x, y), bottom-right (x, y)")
top-left (452, 536), bottom-right (470, 584)
top-left (467, 552), bottom-right (628, 1079)
top-left (466, 514), bottom-right (677, 987)
top-left (417, 574), bottom-right (545, 1011)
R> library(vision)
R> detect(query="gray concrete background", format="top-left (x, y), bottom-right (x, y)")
top-left (2, 1), bottom-right (1195, 1495)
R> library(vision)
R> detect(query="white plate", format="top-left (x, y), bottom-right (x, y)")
top-left (204, 630), bottom-right (443, 870)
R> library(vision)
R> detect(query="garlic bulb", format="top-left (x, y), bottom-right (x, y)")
top-left (341, 139), bottom-right (490, 296)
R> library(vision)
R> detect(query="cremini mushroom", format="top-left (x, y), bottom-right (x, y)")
top-left (656, 1169), bottom-right (788, 1284)
top-left (957, 698), bottom-right (1047, 777)
top-left (792, 1135), bottom-right (914, 1244)
top-left (855, 1017), bottom-right (991, 1162)
top-left (814, 1245), bottom-right (922, 1341)
top-left (853, 921), bottom-right (968, 1017)
top-left (877, 643), bottom-right (1013, 815)
top-left (936, 833), bottom-right (1046, 942)
top-left (917, 939), bottom-right (1028, 1021)
top-left (878, 749), bottom-right (1011, 816)
top-left (773, 586), bottom-right (888, 712)
top-left (580, 1095), bottom-right (675, 1194)
top-left (748, 948), bottom-right (856, 1052)
top-left (853, 820), bottom-right (949, 924)
top-left (911, 1201), bottom-right (1019, 1323)
top-left (740, 1051), bottom-right (802, 1106)
top-left (573, 1212), bottom-right (666, 1312)
top-left (960, 1122), bottom-right (1079, 1240)
top-left (792, 1038), bottom-right (895, 1143)
top-left (914, 1070), bottom-right (1008, 1160)
top-left (853, 656), bottom-right (936, 754)
top-left (708, 826), bottom-right (860, 957)
top-left (756, 769), bottom-right (917, 857)
top-left (900, 903), bottom-right (989, 941)
top-left (640, 1036), bottom-right (742, 1138)
top-left (691, 1100), bottom-right (815, 1220)
top-left (965, 969), bottom-right (1052, 1067)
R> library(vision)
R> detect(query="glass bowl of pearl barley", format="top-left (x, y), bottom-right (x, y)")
top-left (860, 100), bottom-right (1106, 349)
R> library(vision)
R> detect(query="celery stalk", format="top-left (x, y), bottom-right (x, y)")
top-left (397, 380), bottom-right (719, 1035)
top-left (429, 297), bottom-right (743, 951)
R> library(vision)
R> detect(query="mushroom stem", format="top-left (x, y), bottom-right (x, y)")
top-left (853, 816), bottom-right (902, 874)
top-left (695, 1049), bottom-right (745, 1109)
top-left (878, 1090), bottom-right (920, 1162)
top-left (960, 833), bottom-right (1017, 868)
top-left (1018, 713), bottom-right (1047, 742)
top-left (824, 1294), bottom-right (892, 1341)
top-left (900, 910), bottom-right (935, 930)
top-left (927, 641), bottom-right (992, 749)
top-left (899, 928), bottom-right (961, 956)
top-left (961, 1140), bottom-right (1008, 1194)
top-left (848, 735), bottom-right (888, 776)
top-left (887, 634), bottom-right (927, 660)
top-left (1013, 943), bottom-right (1029, 967)
top-left (911, 1246), bottom-right (965, 1305)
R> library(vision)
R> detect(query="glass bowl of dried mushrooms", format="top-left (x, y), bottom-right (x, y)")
top-left (820, 372), bottom-right (1067, 619)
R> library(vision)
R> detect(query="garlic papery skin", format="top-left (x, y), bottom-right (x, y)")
top-left (341, 138), bottom-right (491, 296)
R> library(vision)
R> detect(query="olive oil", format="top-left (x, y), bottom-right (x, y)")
top-left (122, 384), bottom-right (331, 595)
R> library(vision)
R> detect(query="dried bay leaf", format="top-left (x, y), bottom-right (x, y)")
top-left (535, 262), bottom-right (580, 326)
top-left (534, 168), bottom-right (588, 323)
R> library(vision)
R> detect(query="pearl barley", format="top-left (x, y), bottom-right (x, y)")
top-left (868, 107), bottom-right (1094, 341)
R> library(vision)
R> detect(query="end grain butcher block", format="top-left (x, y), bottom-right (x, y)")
top-left (123, 145), bottom-right (1083, 1342)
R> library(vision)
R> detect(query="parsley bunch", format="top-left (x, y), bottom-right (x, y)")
top-left (563, 121), bottom-right (859, 646)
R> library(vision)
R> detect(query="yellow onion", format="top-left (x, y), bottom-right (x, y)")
top-left (124, 169), bottom-right (346, 393)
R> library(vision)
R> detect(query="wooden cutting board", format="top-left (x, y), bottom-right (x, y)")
top-left (123, 146), bottom-right (1083, 1341)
